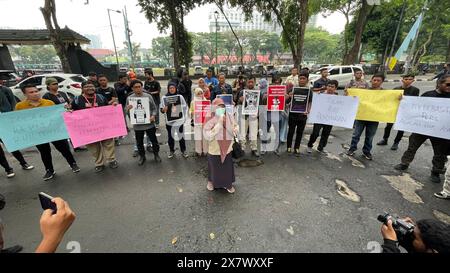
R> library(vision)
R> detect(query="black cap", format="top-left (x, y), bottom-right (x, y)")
top-left (88, 71), bottom-right (97, 76)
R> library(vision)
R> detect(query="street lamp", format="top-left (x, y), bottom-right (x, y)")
top-left (107, 8), bottom-right (121, 73)
top-left (214, 11), bottom-right (219, 75)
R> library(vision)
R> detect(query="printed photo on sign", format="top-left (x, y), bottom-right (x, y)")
top-left (267, 85), bottom-right (286, 112)
top-left (242, 90), bottom-right (260, 116)
top-left (290, 87), bottom-right (311, 113)
top-left (217, 94), bottom-right (234, 114)
top-left (164, 95), bottom-right (183, 122)
top-left (129, 97), bottom-right (150, 125)
top-left (194, 100), bottom-right (211, 125)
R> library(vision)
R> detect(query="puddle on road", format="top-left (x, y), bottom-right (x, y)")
top-left (433, 210), bottom-right (450, 225)
top-left (237, 159), bottom-right (264, 168)
top-left (326, 152), bottom-right (343, 162)
top-left (335, 179), bottom-right (360, 202)
top-left (381, 174), bottom-right (424, 204)
top-left (341, 154), bottom-right (366, 168)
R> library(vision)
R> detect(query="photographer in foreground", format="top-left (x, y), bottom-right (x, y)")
top-left (380, 214), bottom-right (450, 253)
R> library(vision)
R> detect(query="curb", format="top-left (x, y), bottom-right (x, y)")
top-left (384, 79), bottom-right (436, 83)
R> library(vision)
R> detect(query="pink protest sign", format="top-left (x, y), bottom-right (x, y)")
top-left (63, 105), bottom-right (127, 148)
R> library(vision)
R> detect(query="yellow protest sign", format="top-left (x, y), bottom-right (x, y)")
top-left (347, 89), bottom-right (404, 123)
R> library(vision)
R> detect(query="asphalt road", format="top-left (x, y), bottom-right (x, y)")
top-left (1, 80), bottom-right (448, 253)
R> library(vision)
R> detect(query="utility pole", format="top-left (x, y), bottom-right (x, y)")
top-left (123, 5), bottom-right (134, 69)
top-left (107, 8), bottom-right (121, 73)
top-left (386, 0), bottom-right (407, 71)
top-left (405, 0), bottom-right (427, 74)
top-left (214, 11), bottom-right (219, 75)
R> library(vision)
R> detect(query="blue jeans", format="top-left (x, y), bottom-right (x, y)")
top-left (279, 113), bottom-right (288, 143)
top-left (350, 120), bottom-right (379, 154)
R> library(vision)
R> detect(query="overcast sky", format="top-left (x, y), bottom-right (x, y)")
top-left (0, 0), bottom-right (346, 50)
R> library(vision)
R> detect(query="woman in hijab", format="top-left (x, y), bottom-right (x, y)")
top-left (204, 98), bottom-right (238, 193)
top-left (198, 78), bottom-right (210, 100)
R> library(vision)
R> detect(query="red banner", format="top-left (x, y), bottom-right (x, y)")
top-left (194, 101), bottom-right (211, 125)
top-left (267, 85), bottom-right (286, 111)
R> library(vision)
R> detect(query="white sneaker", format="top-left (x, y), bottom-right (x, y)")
top-left (307, 147), bottom-right (313, 154)
top-left (434, 191), bottom-right (450, 200)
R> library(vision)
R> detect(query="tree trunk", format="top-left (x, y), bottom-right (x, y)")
top-left (342, 13), bottom-right (350, 65)
top-left (267, 1), bottom-right (298, 67)
top-left (343, 0), bottom-right (371, 65)
top-left (297, 0), bottom-right (308, 68)
top-left (40, 0), bottom-right (71, 73)
top-left (169, 6), bottom-right (180, 70)
top-left (412, 30), bottom-right (434, 69)
top-left (179, 5), bottom-right (189, 72)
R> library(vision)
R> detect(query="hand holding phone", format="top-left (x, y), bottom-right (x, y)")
top-left (39, 192), bottom-right (57, 214)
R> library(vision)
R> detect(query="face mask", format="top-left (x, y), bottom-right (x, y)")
top-left (215, 107), bottom-right (226, 117)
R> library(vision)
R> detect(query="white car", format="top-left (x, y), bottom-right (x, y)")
top-left (12, 73), bottom-right (86, 102)
top-left (309, 65), bottom-right (364, 88)
top-left (194, 66), bottom-right (204, 76)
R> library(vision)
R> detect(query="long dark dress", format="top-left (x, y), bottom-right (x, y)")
top-left (207, 152), bottom-right (235, 189)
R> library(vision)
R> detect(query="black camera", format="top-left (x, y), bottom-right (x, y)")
top-left (378, 213), bottom-right (415, 249)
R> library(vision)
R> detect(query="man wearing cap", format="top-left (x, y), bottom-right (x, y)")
top-left (313, 68), bottom-right (330, 93)
top-left (0, 80), bottom-right (34, 178)
top-left (42, 77), bottom-right (71, 106)
top-left (15, 84), bottom-right (80, 181)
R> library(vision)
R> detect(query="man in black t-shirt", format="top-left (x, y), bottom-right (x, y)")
top-left (144, 70), bottom-right (161, 126)
top-left (377, 74), bottom-right (420, 150)
top-left (96, 74), bottom-right (117, 105)
top-left (42, 77), bottom-right (70, 106)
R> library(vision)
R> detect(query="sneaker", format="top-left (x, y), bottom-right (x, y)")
top-left (260, 150), bottom-right (266, 155)
top-left (109, 160), bottom-right (119, 169)
top-left (363, 152), bottom-right (373, 161)
top-left (138, 156), bottom-right (146, 166)
top-left (207, 182), bottom-right (214, 191)
top-left (274, 148), bottom-right (280, 156)
top-left (251, 150), bottom-right (260, 157)
top-left (434, 191), bottom-right (450, 200)
top-left (43, 170), bottom-right (55, 181)
top-left (377, 139), bottom-right (388, 146)
top-left (132, 150), bottom-right (139, 157)
top-left (6, 169), bottom-right (15, 178)
top-left (146, 144), bottom-right (153, 153)
top-left (294, 149), bottom-right (300, 156)
top-left (287, 148), bottom-right (292, 153)
top-left (317, 147), bottom-right (327, 154)
top-left (347, 149), bottom-right (356, 156)
top-left (226, 186), bottom-right (235, 194)
top-left (71, 163), bottom-right (80, 173)
top-left (0, 245), bottom-right (23, 253)
top-left (168, 152), bottom-right (175, 159)
top-left (21, 163), bottom-right (34, 170)
top-left (430, 173), bottom-right (441, 184)
top-left (394, 163), bottom-right (409, 171)
top-left (390, 143), bottom-right (399, 151)
top-left (154, 153), bottom-right (162, 163)
top-left (95, 165), bottom-right (105, 173)
top-left (307, 147), bottom-right (313, 154)
top-left (182, 151), bottom-right (189, 158)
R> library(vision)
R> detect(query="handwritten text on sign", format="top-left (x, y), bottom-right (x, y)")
top-left (0, 104), bottom-right (69, 152)
top-left (347, 89), bottom-right (403, 123)
top-left (308, 94), bottom-right (359, 129)
top-left (394, 96), bottom-right (450, 140)
top-left (63, 105), bottom-right (127, 148)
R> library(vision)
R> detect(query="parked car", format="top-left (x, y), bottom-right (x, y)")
top-left (219, 65), bottom-right (229, 75)
top-left (266, 65), bottom-right (278, 76)
top-left (194, 66), bottom-right (204, 76)
top-left (0, 70), bottom-right (22, 87)
top-left (253, 64), bottom-right (265, 75)
top-left (309, 65), bottom-right (364, 88)
top-left (279, 65), bottom-right (292, 74)
top-left (11, 73), bottom-right (86, 102)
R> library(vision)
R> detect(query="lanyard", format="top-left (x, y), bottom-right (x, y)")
top-left (83, 94), bottom-right (97, 108)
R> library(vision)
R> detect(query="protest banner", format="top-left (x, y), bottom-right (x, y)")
top-left (217, 94), bottom-right (234, 114)
top-left (394, 96), bottom-right (450, 140)
top-left (290, 87), bottom-right (312, 113)
top-left (63, 105), bottom-right (127, 148)
top-left (267, 85), bottom-right (286, 111)
top-left (129, 97), bottom-right (150, 125)
top-left (347, 89), bottom-right (403, 123)
top-left (0, 104), bottom-right (68, 152)
top-left (194, 100), bottom-right (211, 125)
top-left (242, 90), bottom-right (260, 116)
top-left (308, 94), bottom-right (359, 129)
top-left (163, 95), bottom-right (184, 123)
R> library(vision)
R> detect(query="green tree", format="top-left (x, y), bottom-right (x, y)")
top-left (303, 27), bottom-right (341, 64)
top-left (123, 42), bottom-right (142, 63)
top-left (152, 37), bottom-right (173, 66)
top-left (10, 45), bottom-right (58, 64)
